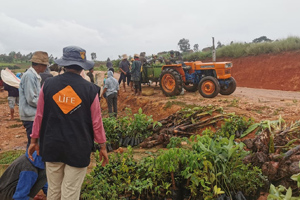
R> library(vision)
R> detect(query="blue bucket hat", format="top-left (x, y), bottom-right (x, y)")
top-left (54, 46), bottom-right (94, 70)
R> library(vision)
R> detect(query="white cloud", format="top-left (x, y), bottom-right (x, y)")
top-left (1, 0), bottom-right (300, 60)
top-left (0, 13), bottom-right (106, 58)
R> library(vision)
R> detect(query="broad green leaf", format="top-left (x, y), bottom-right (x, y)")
top-left (213, 185), bottom-right (225, 195)
top-left (240, 123), bottom-right (260, 138)
top-left (285, 187), bottom-right (292, 199)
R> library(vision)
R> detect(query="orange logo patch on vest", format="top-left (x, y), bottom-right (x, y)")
top-left (80, 52), bottom-right (85, 60)
top-left (53, 85), bottom-right (82, 114)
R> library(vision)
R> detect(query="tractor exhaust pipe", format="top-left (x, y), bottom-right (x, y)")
top-left (212, 37), bottom-right (216, 62)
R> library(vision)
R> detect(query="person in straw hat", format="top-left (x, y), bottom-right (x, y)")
top-left (19, 51), bottom-right (49, 149)
top-left (119, 54), bottom-right (131, 92)
top-left (28, 46), bottom-right (108, 200)
top-left (131, 54), bottom-right (142, 96)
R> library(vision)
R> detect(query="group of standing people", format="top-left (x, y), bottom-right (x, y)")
top-left (118, 53), bottom-right (142, 96)
top-left (95, 53), bottom-right (142, 119)
top-left (0, 48), bottom-right (149, 199)
top-left (0, 46), bottom-right (108, 200)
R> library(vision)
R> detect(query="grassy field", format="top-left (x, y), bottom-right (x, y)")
top-left (0, 62), bottom-right (30, 73)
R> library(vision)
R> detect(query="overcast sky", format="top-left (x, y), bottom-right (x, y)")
top-left (0, 0), bottom-right (299, 60)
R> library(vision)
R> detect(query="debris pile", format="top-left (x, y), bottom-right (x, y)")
top-left (243, 120), bottom-right (300, 190)
top-left (140, 106), bottom-right (226, 148)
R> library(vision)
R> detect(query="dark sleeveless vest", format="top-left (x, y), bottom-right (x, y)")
top-left (40, 72), bottom-right (100, 167)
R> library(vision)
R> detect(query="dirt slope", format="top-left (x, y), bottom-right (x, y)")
top-left (215, 50), bottom-right (300, 91)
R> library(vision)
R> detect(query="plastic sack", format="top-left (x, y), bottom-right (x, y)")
top-left (1, 68), bottom-right (20, 88)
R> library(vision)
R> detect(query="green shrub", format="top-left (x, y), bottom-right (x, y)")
top-left (217, 42), bottom-right (249, 58)
top-left (183, 51), bottom-right (211, 61)
top-left (82, 136), bottom-right (266, 199)
top-left (217, 115), bottom-right (254, 138)
top-left (102, 108), bottom-right (153, 146)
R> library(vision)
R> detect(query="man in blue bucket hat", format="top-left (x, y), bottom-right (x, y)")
top-left (28, 46), bottom-right (109, 200)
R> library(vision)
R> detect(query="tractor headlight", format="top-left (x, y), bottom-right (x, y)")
top-left (225, 63), bottom-right (232, 68)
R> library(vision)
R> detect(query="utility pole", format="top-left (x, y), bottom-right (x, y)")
top-left (212, 37), bottom-right (216, 62)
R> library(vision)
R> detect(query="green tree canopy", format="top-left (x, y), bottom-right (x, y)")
top-left (252, 36), bottom-right (273, 43)
top-left (178, 38), bottom-right (191, 52)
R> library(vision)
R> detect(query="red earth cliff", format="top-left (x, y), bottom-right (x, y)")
top-left (214, 50), bottom-right (300, 91)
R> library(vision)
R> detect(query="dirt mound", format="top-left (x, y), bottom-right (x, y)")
top-left (100, 86), bottom-right (182, 121)
top-left (214, 50), bottom-right (300, 91)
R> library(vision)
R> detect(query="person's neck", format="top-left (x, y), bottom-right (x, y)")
top-left (65, 69), bottom-right (82, 75)
top-left (32, 66), bottom-right (40, 74)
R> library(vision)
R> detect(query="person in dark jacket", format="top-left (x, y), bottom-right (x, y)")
top-left (86, 68), bottom-right (94, 83)
top-left (0, 150), bottom-right (47, 200)
top-left (119, 54), bottom-right (131, 91)
top-left (106, 58), bottom-right (113, 69)
top-left (28, 46), bottom-right (108, 200)
top-left (131, 54), bottom-right (142, 96)
top-left (40, 67), bottom-right (53, 86)
top-left (3, 82), bottom-right (19, 120)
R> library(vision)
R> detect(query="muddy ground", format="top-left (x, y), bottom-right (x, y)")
top-left (1, 73), bottom-right (299, 152)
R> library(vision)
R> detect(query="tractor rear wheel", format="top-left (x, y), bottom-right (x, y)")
top-left (198, 76), bottom-right (220, 98)
top-left (183, 83), bottom-right (198, 92)
top-left (160, 68), bottom-right (183, 96)
top-left (220, 77), bottom-right (237, 95)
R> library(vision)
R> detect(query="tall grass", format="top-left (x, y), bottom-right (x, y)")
top-left (183, 36), bottom-right (300, 61)
top-left (183, 51), bottom-right (211, 61)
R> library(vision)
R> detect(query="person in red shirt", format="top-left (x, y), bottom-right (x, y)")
top-left (28, 46), bottom-right (108, 200)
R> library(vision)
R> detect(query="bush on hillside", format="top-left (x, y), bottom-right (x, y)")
top-left (183, 36), bottom-right (300, 61)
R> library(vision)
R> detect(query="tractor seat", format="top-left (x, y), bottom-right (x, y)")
top-left (182, 65), bottom-right (191, 70)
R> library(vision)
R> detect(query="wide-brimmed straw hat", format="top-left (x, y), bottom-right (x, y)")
top-left (54, 46), bottom-right (94, 70)
top-left (134, 54), bottom-right (139, 58)
top-left (122, 54), bottom-right (128, 59)
top-left (29, 51), bottom-right (49, 66)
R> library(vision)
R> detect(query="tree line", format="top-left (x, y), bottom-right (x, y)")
top-left (0, 36), bottom-right (273, 64)
top-left (178, 36), bottom-right (273, 53)
top-left (0, 51), bottom-right (56, 64)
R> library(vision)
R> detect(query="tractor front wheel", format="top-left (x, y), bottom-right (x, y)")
top-left (220, 77), bottom-right (237, 95)
top-left (160, 68), bottom-right (183, 96)
top-left (198, 76), bottom-right (220, 98)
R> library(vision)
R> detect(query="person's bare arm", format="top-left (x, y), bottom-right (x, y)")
top-left (101, 88), bottom-right (108, 98)
top-left (99, 143), bottom-right (109, 166)
top-left (28, 138), bottom-right (39, 161)
top-left (91, 95), bottom-right (109, 166)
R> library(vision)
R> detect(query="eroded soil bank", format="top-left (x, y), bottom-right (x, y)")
top-left (215, 50), bottom-right (300, 91)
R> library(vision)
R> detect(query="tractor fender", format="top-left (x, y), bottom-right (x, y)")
top-left (161, 65), bottom-right (186, 82)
